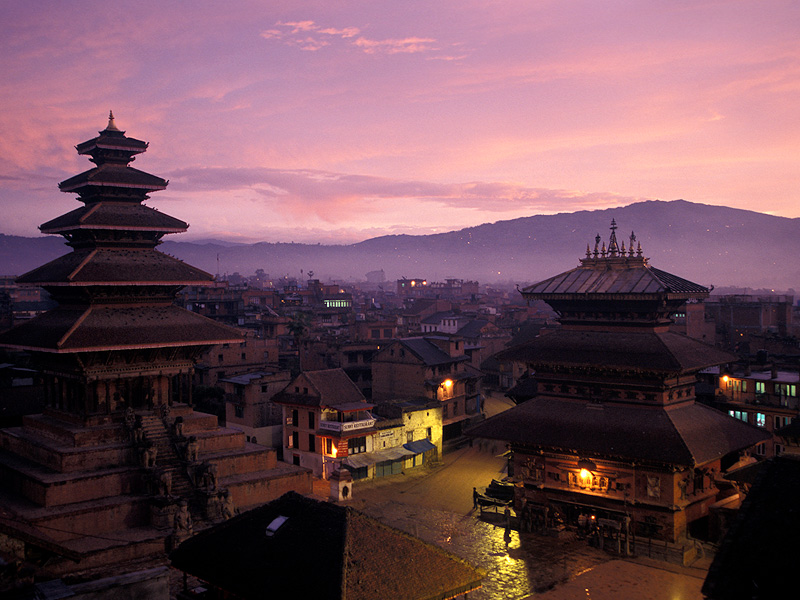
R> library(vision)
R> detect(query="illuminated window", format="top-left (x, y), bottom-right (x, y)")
top-left (728, 410), bottom-right (748, 422)
top-left (726, 379), bottom-right (746, 392)
top-left (776, 383), bottom-right (797, 397)
top-left (440, 379), bottom-right (454, 400)
top-left (755, 381), bottom-right (766, 394)
top-left (756, 413), bottom-right (766, 427)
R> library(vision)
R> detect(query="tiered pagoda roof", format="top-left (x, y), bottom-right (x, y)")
top-left (0, 113), bottom-right (239, 353)
top-left (469, 221), bottom-right (767, 469)
top-left (521, 220), bottom-right (708, 327)
top-left (497, 328), bottom-right (735, 376)
top-left (469, 396), bottom-right (768, 467)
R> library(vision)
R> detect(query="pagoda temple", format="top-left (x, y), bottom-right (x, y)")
top-left (0, 115), bottom-right (311, 584)
top-left (469, 221), bottom-right (769, 563)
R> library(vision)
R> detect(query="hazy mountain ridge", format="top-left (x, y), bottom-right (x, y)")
top-left (2, 200), bottom-right (798, 289)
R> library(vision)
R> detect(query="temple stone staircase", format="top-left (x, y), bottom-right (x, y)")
top-left (139, 414), bottom-right (193, 499)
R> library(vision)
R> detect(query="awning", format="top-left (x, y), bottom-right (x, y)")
top-left (403, 439), bottom-right (437, 455)
top-left (343, 445), bottom-right (415, 469)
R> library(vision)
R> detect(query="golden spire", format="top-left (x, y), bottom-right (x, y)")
top-left (105, 110), bottom-right (120, 132)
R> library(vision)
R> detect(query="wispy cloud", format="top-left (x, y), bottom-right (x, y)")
top-left (165, 166), bottom-right (643, 224)
top-left (353, 36), bottom-right (437, 55)
top-left (262, 20), bottom-right (450, 57)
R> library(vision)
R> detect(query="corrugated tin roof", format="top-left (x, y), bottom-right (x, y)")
top-left (399, 337), bottom-right (469, 367)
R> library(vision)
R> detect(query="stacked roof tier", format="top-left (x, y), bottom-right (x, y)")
top-left (0, 113), bottom-right (239, 353)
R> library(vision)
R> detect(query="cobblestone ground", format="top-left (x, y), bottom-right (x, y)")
top-left (351, 498), bottom-right (612, 600)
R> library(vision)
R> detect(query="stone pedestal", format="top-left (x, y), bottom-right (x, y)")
top-left (150, 498), bottom-right (178, 530)
top-left (329, 468), bottom-right (353, 502)
top-left (200, 489), bottom-right (223, 521)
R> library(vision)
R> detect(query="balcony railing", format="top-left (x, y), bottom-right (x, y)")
top-left (718, 392), bottom-right (800, 411)
top-left (318, 418), bottom-right (376, 432)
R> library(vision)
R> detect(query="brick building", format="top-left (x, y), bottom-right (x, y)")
top-left (371, 336), bottom-right (483, 439)
top-left (699, 364), bottom-right (800, 458)
top-left (221, 369), bottom-right (293, 448)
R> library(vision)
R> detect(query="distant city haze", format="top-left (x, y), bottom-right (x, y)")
top-left (2, 200), bottom-right (798, 290)
top-left (1, 2), bottom-right (799, 244)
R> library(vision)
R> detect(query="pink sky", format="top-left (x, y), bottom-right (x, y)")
top-left (2, 1), bottom-right (799, 244)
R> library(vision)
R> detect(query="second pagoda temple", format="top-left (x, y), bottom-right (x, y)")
top-left (468, 221), bottom-right (770, 562)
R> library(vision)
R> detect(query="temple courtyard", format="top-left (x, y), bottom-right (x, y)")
top-left (322, 440), bottom-right (709, 600)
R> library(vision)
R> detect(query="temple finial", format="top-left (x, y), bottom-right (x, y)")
top-left (586, 244), bottom-right (591, 258)
top-left (608, 219), bottom-right (619, 256)
top-left (105, 111), bottom-right (120, 132)
top-left (629, 231), bottom-right (636, 257)
top-left (620, 241), bottom-right (626, 255)
top-left (593, 233), bottom-right (600, 258)
top-left (636, 241), bottom-right (642, 257)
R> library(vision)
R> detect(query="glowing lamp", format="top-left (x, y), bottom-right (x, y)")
top-left (580, 468), bottom-right (591, 480)
top-left (443, 379), bottom-right (453, 389)
top-left (722, 375), bottom-right (730, 383)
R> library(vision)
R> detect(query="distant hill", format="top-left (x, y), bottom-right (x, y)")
top-left (2, 200), bottom-right (798, 290)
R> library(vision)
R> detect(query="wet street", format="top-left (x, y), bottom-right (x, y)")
top-left (344, 443), bottom-right (613, 599)
top-left (352, 497), bottom-right (612, 599)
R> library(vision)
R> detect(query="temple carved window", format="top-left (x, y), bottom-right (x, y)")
top-left (647, 476), bottom-right (661, 499)
top-left (567, 472), bottom-right (611, 493)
